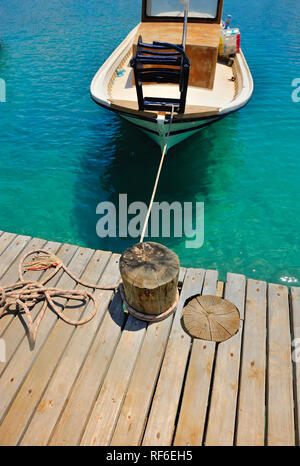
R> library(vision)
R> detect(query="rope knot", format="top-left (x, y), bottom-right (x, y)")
top-left (24, 252), bottom-right (61, 271)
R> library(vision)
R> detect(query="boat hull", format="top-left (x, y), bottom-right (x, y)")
top-left (121, 113), bottom-right (224, 151)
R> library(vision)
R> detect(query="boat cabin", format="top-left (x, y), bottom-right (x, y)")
top-left (135, 0), bottom-right (224, 90)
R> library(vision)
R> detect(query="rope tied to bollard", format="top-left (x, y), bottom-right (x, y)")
top-left (140, 106), bottom-right (175, 243)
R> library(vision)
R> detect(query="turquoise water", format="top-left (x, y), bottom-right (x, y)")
top-left (0, 0), bottom-right (299, 284)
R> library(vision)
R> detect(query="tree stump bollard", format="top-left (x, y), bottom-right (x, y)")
top-left (119, 242), bottom-right (180, 321)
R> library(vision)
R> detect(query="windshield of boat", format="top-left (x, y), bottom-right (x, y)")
top-left (145, 0), bottom-right (220, 19)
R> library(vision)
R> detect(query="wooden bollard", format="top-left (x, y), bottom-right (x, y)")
top-left (119, 242), bottom-right (180, 318)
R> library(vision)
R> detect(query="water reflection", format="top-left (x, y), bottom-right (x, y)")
top-left (72, 108), bottom-right (242, 258)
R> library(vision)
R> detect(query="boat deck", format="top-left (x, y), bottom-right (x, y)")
top-left (0, 231), bottom-right (299, 446)
top-left (109, 54), bottom-right (238, 112)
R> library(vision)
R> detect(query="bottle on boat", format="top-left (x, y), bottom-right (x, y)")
top-left (225, 14), bottom-right (232, 30)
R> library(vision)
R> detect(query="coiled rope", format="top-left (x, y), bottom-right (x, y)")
top-left (0, 249), bottom-right (118, 345)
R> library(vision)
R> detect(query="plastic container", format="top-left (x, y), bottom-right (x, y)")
top-left (219, 27), bottom-right (241, 56)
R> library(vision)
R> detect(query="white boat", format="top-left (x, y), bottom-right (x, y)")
top-left (91, 0), bottom-right (253, 151)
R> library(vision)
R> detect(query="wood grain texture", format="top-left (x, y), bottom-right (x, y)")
top-left (216, 281), bottom-right (224, 297)
top-left (109, 99), bottom-right (220, 118)
top-left (181, 294), bottom-right (240, 342)
top-left (80, 314), bottom-right (147, 446)
top-left (49, 283), bottom-right (125, 446)
top-left (291, 286), bottom-right (300, 445)
top-left (0, 232), bottom-right (18, 266)
top-left (111, 271), bottom-right (186, 446)
top-left (236, 279), bottom-right (267, 446)
top-left (0, 244), bottom-right (89, 437)
top-left (267, 283), bottom-right (295, 446)
top-left (174, 270), bottom-right (218, 446)
top-left (134, 22), bottom-right (220, 88)
top-left (136, 22), bottom-right (221, 48)
top-left (142, 268), bottom-right (205, 446)
top-left (205, 273), bottom-right (246, 446)
top-left (20, 250), bottom-right (113, 446)
top-left (0, 232), bottom-right (299, 446)
top-left (120, 242), bottom-right (180, 315)
top-left (0, 234), bottom-right (31, 284)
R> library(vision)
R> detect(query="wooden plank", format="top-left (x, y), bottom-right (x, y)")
top-left (178, 268), bottom-right (187, 289)
top-left (0, 244), bottom-right (86, 430)
top-left (109, 99), bottom-right (219, 118)
top-left (178, 268), bottom-right (186, 287)
top-left (20, 250), bottom-right (114, 445)
top-left (267, 283), bottom-right (295, 446)
top-left (109, 100), bottom-right (158, 119)
top-left (0, 234), bottom-right (31, 289)
top-left (135, 22), bottom-right (221, 48)
top-left (0, 237), bottom-right (48, 336)
top-left (111, 268), bottom-right (187, 446)
top-left (49, 285), bottom-right (125, 446)
top-left (0, 240), bottom-right (62, 369)
top-left (110, 319), bottom-right (172, 446)
top-left (0, 232), bottom-right (18, 264)
top-left (0, 247), bottom-right (100, 445)
top-left (81, 313), bottom-right (147, 446)
top-left (175, 105), bottom-right (220, 118)
top-left (142, 268), bottom-right (205, 446)
top-left (205, 273), bottom-right (246, 446)
top-left (174, 270), bottom-right (218, 446)
top-left (216, 281), bottom-right (224, 298)
top-left (236, 279), bottom-right (267, 446)
top-left (291, 286), bottom-right (300, 445)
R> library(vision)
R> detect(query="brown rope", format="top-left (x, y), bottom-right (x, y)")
top-left (0, 249), bottom-right (118, 346)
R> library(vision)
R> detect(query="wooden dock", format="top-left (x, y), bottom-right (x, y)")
top-left (0, 231), bottom-right (299, 446)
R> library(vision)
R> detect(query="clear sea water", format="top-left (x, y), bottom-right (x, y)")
top-left (0, 0), bottom-right (299, 284)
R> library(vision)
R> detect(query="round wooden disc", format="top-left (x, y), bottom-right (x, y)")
top-left (181, 295), bottom-right (240, 342)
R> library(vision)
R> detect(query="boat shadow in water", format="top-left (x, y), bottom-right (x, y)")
top-left (71, 110), bottom-right (242, 255)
